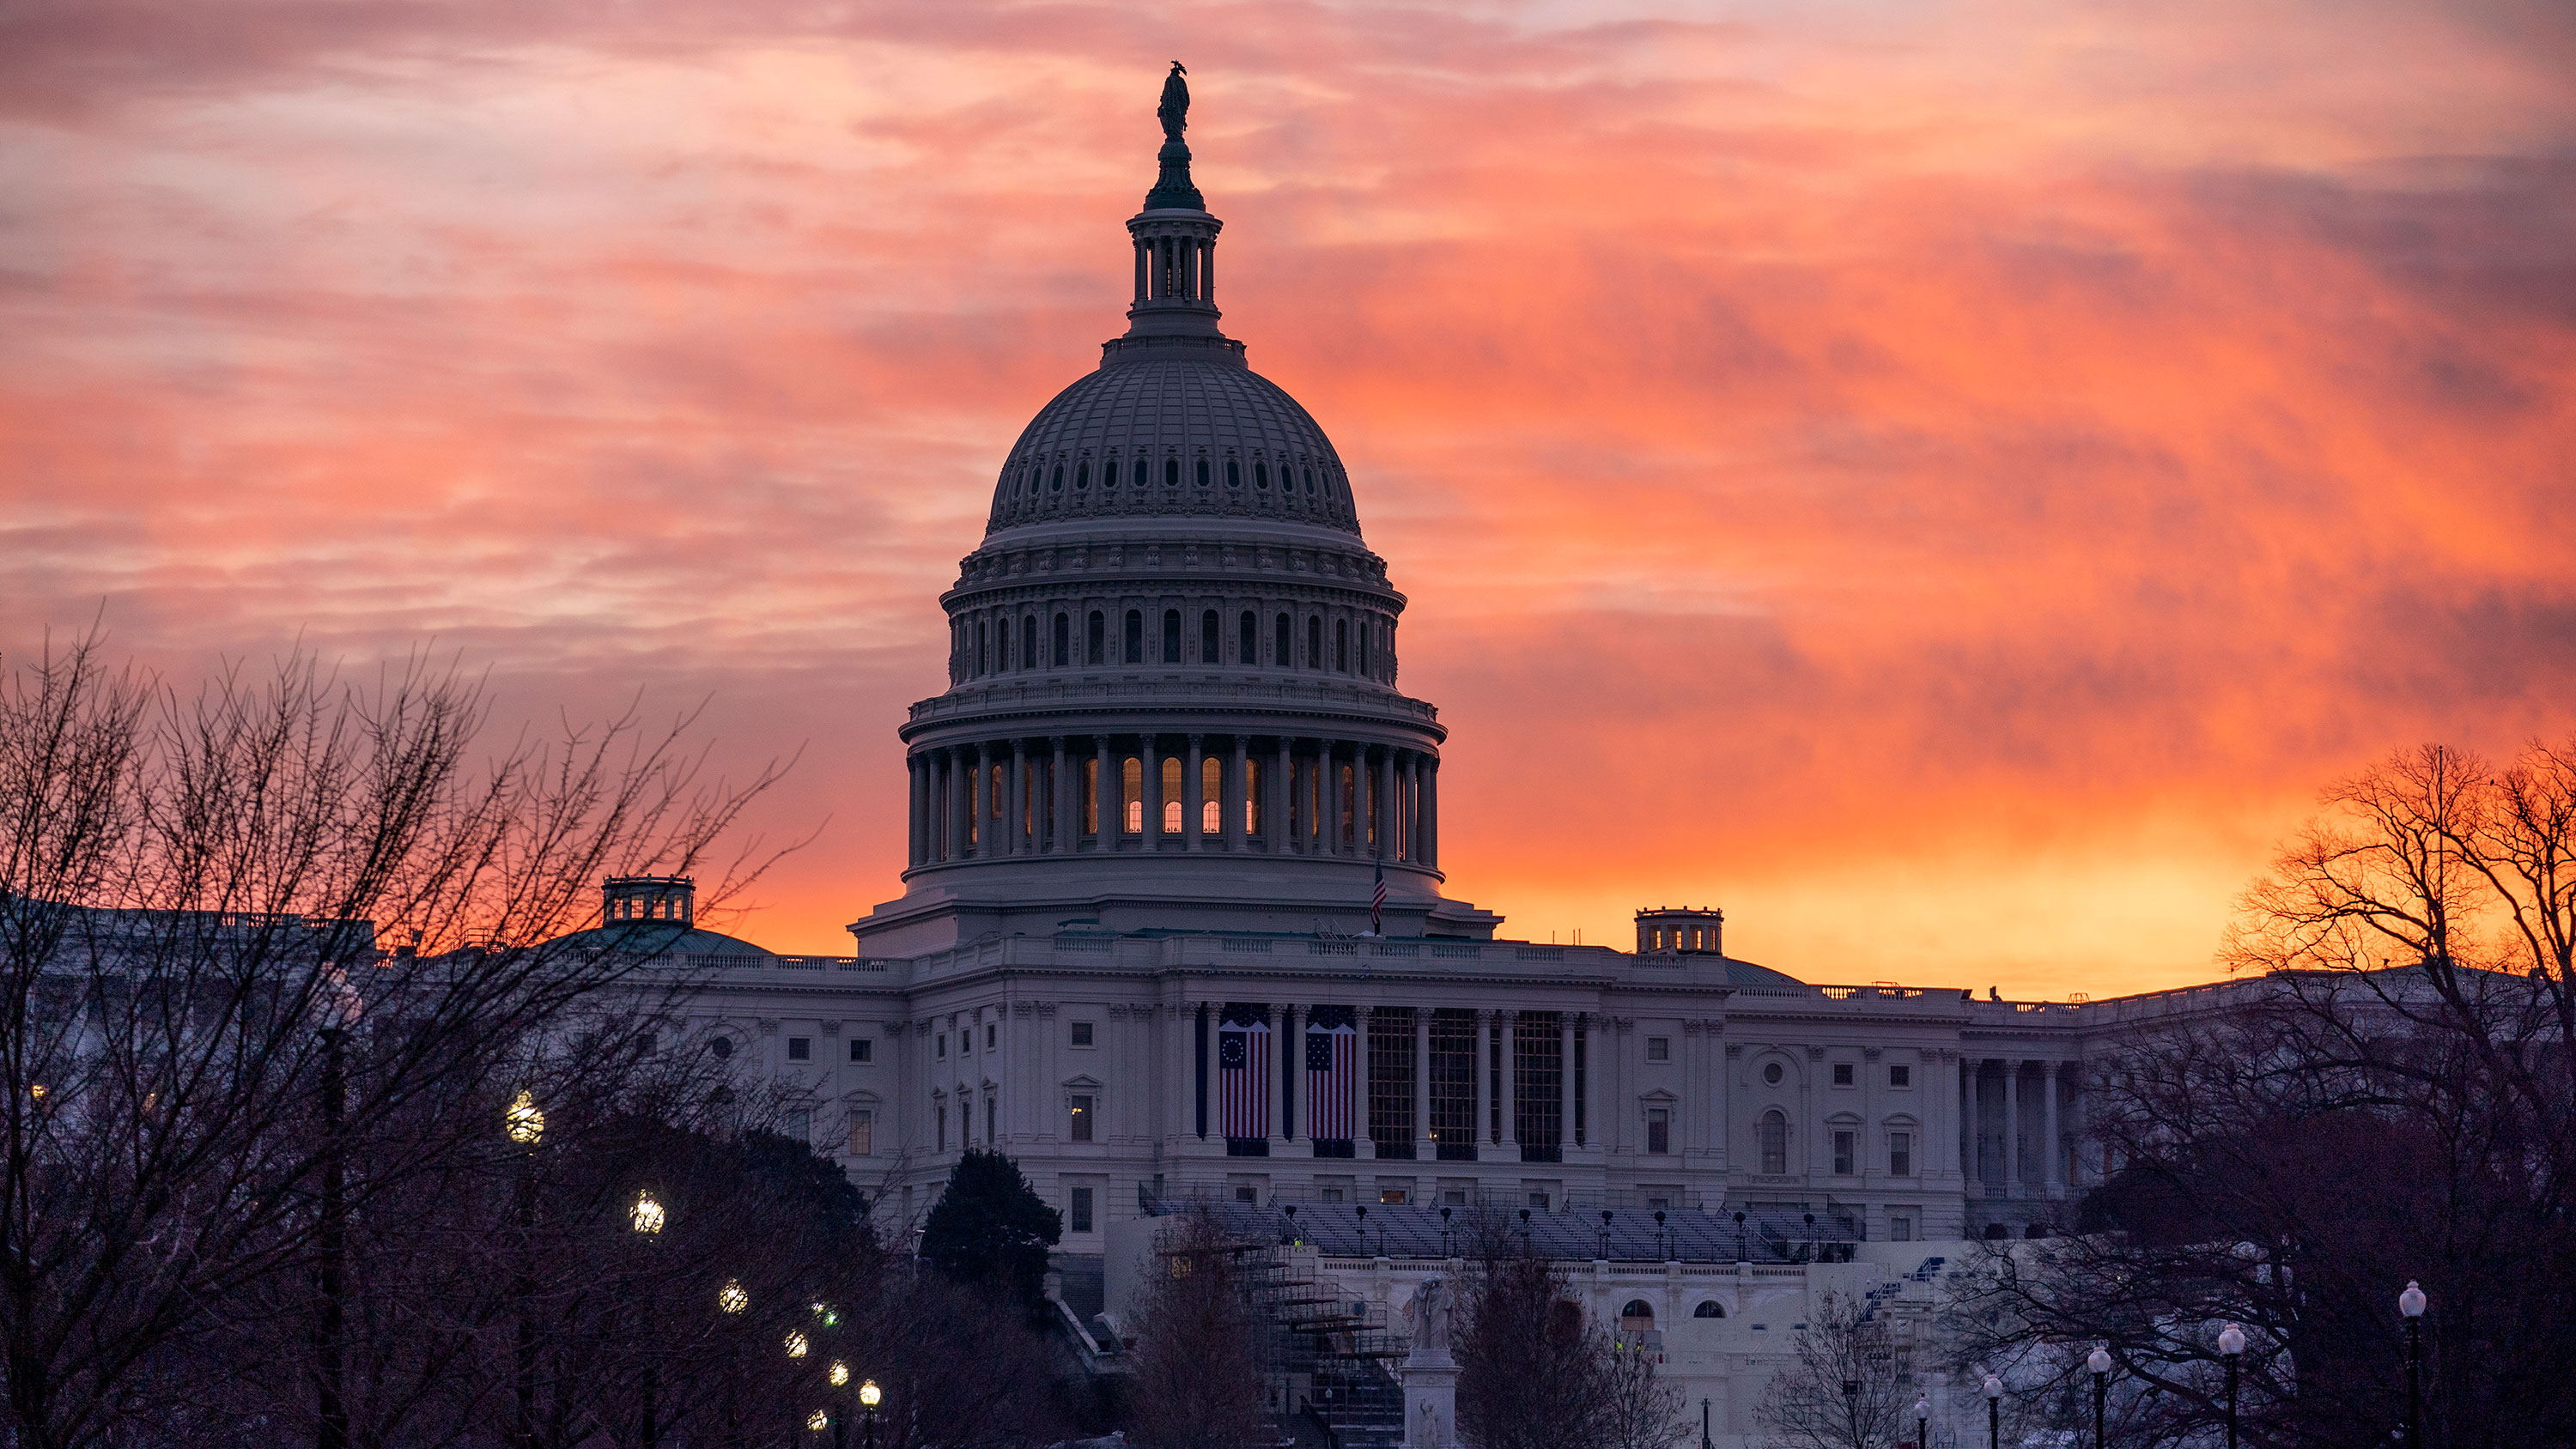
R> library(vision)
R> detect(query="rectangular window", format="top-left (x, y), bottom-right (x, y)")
top-left (1240, 610), bottom-right (1256, 664)
top-left (987, 1023), bottom-right (998, 1051)
top-left (1320, 1186), bottom-right (1346, 1203)
top-left (935, 1034), bottom-right (945, 1060)
top-left (1380, 1187), bottom-right (1408, 1205)
top-left (1833, 1062), bottom-right (1856, 1086)
top-left (847, 1109), bottom-right (873, 1156)
top-left (1891, 1064), bottom-right (1911, 1088)
top-left (1054, 612), bottom-right (1070, 666)
top-left (1163, 608), bottom-right (1182, 664)
top-left (785, 1109), bottom-right (811, 1142)
top-left (1646, 1037), bottom-right (1670, 1062)
top-left (1512, 1009), bottom-right (1564, 1163)
top-left (1645, 1108), bottom-right (1671, 1155)
top-left (1573, 1023), bottom-right (1587, 1147)
top-left (1125, 609), bottom-right (1143, 664)
top-left (1427, 1009), bottom-right (1477, 1160)
top-left (1891, 1131), bottom-right (1913, 1178)
top-left (1071, 1185), bottom-right (1095, 1233)
top-left (1833, 1129), bottom-right (1856, 1175)
top-left (1084, 758), bottom-right (1100, 834)
top-left (936, 1104), bottom-right (946, 1152)
top-left (1236, 1185), bottom-right (1257, 1203)
top-left (787, 1037), bottom-right (811, 1061)
top-left (1088, 610), bottom-right (1105, 664)
top-left (1122, 756), bottom-right (1143, 834)
top-left (1072, 1022), bottom-right (1095, 1047)
top-left (1368, 1009), bottom-right (1419, 1159)
top-left (1892, 1214), bottom-right (1915, 1242)
top-left (987, 1097), bottom-right (996, 1143)
top-left (1201, 609), bottom-right (1219, 664)
top-left (1070, 1094), bottom-right (1094, 1143)
top-left (1308, 615), bottom-right (1323, 670)
top-left (849, 1038), bottom-right (872, 1064)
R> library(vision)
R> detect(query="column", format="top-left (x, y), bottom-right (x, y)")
top-left (944, 748), bottom-right (963, 861)
top-left (1320, 742), bottom-right (1341, 857)
top-left (2004, 1061), bottom-right (2022, 1198)
top-left (1562, 1012), bottom-right (1581, 1152)
top-left (1202, 239), bottom-right (1214, 304)
top-left (1274, 738), bottom-right (1292, 853)
top-left (1273, 1003), bottom-right (1291, 1150)
top-left (1093, 737), bottom-right (1115, 850)
top-left (1145, 732), bottom-right (1165, 850)
top-left (1048, 737), bottom-right (1070, 853)
top-left (906, 755), bottom-right (925, 866)
top-left (1012, 744), bottom-right (1031, 856)
top-left (1377, 746), bottom-right (1396, 862)
top-left (1133, 240), bottom-right (1147, 303)
top-left (1499, 1010), bottom-right (1519, 1155)
top-left (1355, 1006), bottom-right (1376, 1160)
top-left (1227, 736), bottom-right (1249, 852)
top-left (1406, 753), bottom-right (1424, 863)
top-left (1413, 1007), bottom-right (1436, 1161)
top-left (1185, 734), bottom-right (1206, 852)
top-left (969, 743), bottom-right (990, 857)
top-left (1960, 1056), bottom-right (1976, 1184)
top-left (2043, 1064), bottom-right (2062, 1194)
top-left (1421, 755), bottom-right (1440, 869)
top-left (1474, 1010), bottom-right (1495, 1148)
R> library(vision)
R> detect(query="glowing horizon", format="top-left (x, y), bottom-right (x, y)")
top-left (4, 3), bottom-right (2572, 997)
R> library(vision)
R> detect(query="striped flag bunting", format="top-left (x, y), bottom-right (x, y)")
top-left (1304, 1005), bottom-right (1358, 1143)
top-left (1218, 1004), bottom-right (1270, 1142)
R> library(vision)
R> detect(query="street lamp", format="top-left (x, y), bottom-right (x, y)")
top-left (507, 1094), bottom-right (544, 1449)
top-left (719, 1278), bottom-right (749, 1315)
top-left (2087, 1343), bottom-right (2112, 1449)
top-left (630, 1191), bottom-right (665, 1449)
top-left (786, 1330), bottom-right (810, 1359)
top-left (2216, 1323), bottom-right (2245, 1449)
top-left (1983, 1371), bottom-right (2002, 1449)
top-left (1913, 1394), bottom-right (1929, 1449)
top-left (860, 1380), bottom-right (883, 1449)
top-left (2399, 1280), bottom-right (2427, 1446)
top-left (829, 1362), bottom-right (852, 1449)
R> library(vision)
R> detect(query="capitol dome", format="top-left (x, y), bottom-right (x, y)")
top-left (854, 64), bottom-right (1501, 955)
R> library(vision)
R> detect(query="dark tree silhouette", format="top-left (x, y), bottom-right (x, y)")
top-left (1123, 1206), bottom-right (1267, 1449)
top-left (919, 1148), bottom-right (1062, 1315)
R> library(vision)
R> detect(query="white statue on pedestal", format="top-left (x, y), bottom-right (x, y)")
top-left (1401, 1276), bottom-right (1461, 1447)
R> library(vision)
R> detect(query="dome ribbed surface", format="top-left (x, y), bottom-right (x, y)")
top-left (986, 358), bottom-right (1361, 536)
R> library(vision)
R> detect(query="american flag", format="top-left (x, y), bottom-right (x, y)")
top-left (1371, 855), bottom-right (1387, 935)
top-left (1218, 1009), bottom-right (1270, 1141)
top-left (1305, 1006), bottom-right (1358, 1142)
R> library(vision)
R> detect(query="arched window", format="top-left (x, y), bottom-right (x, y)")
top-left (1255, 462), bottom-right (1269, 489)
top-left (1050, 464), bottom-right (1063, 492)
top-left (1308, 616), bottom-right (1323, 671)
top-left (1121, 757), bottom-right (1143, 834)
top-left (1303, 467), bottom-right (1316, 494)
top-left (1275, 613), bottom-right (1291, 668)
top-left (1083, 758), bottom-right (1099, 833)
top-left (1335, 619), bottom-right (1349, 672)
top-left (1022, 616), bottom-right (1037, 670)
top-left (1088, 611), bottom-right (1105, 665)
top-left (1103, 453), bottom-right (1119, 488)
top-left (1760, 1110), bottom-right (1788, 1174)
top-left (1074, 461), bottom-right (1089, 489)
top-left (1200, 609), bottom-right (1219, 664)
top-left (1239, 610), bottom-right (1256, 664)
top-left (1054, 613), bottom-right (1070, 666)
top-left (1133, 458), bottom-right (1149, 487)
top-left (990, 764), bottom-right (1005, 820)
top-left (1125, 610), bottom-right (1144, 664)
top-left (1161, 757), bottom-right (1183, 833)
top-left (1359, 620), bottom-right (1371, 676)
top-left (1619, 1300), bottom-right (1655, 1331)
top-left (1194, 458), bottom-right (1211, 486)
top-left (1225, 458), bottom-right (1241, 487)
top-left (1693, 1301), bottom-right (1725, 1319)
top-left (1243, 758), bottom-right (1261, 834)
top-left (1164, 458), bottom-right (1181, 487)
top-left (1162, 609), bottom-right (1182, 664)
top-left (1201, 756), bottom-right (1221, 834)
top-left (976, 621), bottom-right (988, 675)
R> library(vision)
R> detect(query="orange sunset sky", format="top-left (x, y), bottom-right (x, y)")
top-left (4, 1), bottom-right (2573, 998)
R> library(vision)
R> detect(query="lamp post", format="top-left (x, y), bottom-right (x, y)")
top-left (1983, 1371), bottom-right (2002, 1449)
top-left (2216, 1322), bottom-right (2245, 1449)
top-left (1735, 1209), bottom-right (1747, 1264)
top-left (2087, 1343), bottom-right (2111, 1449)
top-left (1913, 1394), bottom-right (1929, 1449)
top-left (506, 1092), bottom-right (545, 1449)
top-left (1442, 1203), bottom-right (1455, 1258)
top-left (1842, 1376), bottom-right (1861, 1445)
top-left (2399, 1280), bottom-right (2426, 1446)
top-left (1702, 1396), bottom-right (1713, 1449)
top-left (629, 1190), bottom-right (665, 1449)
top-left (829, 1361), bottom-right (853, 1449)
top-left (1655, 1209), bottom-right (1668, 1261)
top-left (859, 1379), bottom-right (883, 1449)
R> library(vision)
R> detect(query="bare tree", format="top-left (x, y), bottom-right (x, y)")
top-left (1753, 1291), bottom-right (1905, 1449)
top-left (1123, 1205), bottom-right (1268, 1449)
top-left (0, 635), bottom-right (787, 1449)
top-left (1600, 1329), bottom-right (1690, 1449)
top-left (1455, 1246), bottom-right (1609, 1449)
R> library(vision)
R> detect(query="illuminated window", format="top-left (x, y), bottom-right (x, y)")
top-left (990, 765), bottom-right (1005, 818)
top-left (1162, 609), bottom-right (1181, 664)
top-left (1162, 757), bottom-right (1182, 833)
top-left (1070, 1095), bottom-right (1094, 1143)
top-left (1125, 610), bottom-right (1143, 664)
top-left (1054, 613), bottom-right (1069, 666)
top-left (847, 1109), bottom-right (873, 1156)
top-left (1202, 756), bottom-right (1221, 834)
top-left (1201, 609), bottom-right (1219, 664)
top-left (1240, 610), bottom-right (1256, 663)
top-left (1275, 613), bottom-right (1291, 668)
top-left (1122, 757), bottom-right (1143, 834)
top-left (1088, 611), bottom-right (1104, 664)
top-left (1335, 619), bottom-right (1348, 671)
top-left (1760, 1110), bottom-right (1787, 1173)
top-left (1084, 758), bottom-right (1100, 833)
top-left (1244, 758), bottom-right (1261, 834)
top-left (1308, 616), bottom-right (1322, 671)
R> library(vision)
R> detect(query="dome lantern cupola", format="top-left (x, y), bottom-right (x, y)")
top-left (1109, 62), bottom-right (1242, 366)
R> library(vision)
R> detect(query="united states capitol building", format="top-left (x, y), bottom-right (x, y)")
top-left (602, 73), bottom-right (2245, 1440)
